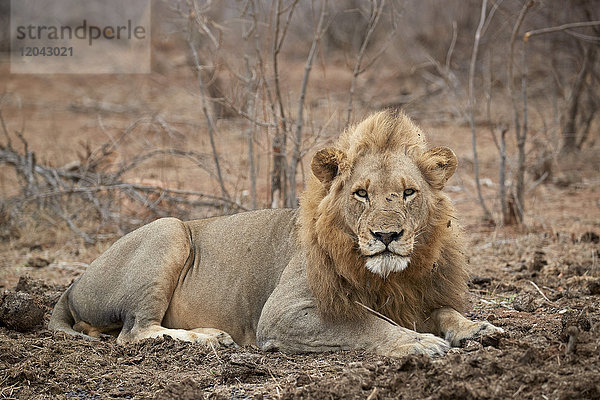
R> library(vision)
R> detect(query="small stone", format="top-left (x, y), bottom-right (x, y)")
top-left (530, 251), bottom-right (547, 272)
top-left (587, 279), bottom-right (600, 295)
top-left (26, 256), bottom-right (51, 268)
top-left (512, 293), bottom-right (537, 313)
top-left (462, 340), bottom-right (482, 352)
top-left (580, 232), bottom-right (599, 244)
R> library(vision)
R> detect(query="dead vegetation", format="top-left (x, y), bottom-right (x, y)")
top-left (0, 108), bottom-right (245, 244)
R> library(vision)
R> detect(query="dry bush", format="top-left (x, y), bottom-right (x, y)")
top-left (0, 108), bottom-right (245, 244)
top-left (401, 0), bottom-right (599, 225)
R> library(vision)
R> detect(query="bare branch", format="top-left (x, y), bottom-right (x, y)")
top-left (564, 29), bottom-right (600, 42)
top-left (244, 54), bottom-right (259, 210)
top-left (468, 0), bottom-right (493, 222)
top-left (52, 203), bottom-right (96, 244)
top-left (357, 26), bottom-right (398, 75)
top-left (0, 109), bottom-right (13, 150)
top-left (114, 148), bottom-right (213, 180)
top-left (561, 45), bottom-right (595, 153)
top-left (275, 0), bottom-right (300, 53)
top-left (445, 21), bottom-right (458, 71)
top-left (288, 0), bottom-right (329, 207)
top-left (186, 7), bottom-right (230, 200)
top-left (216, 96), bottom-right (276, 128)
top-left (269, 0), bottom-right (300, 207)
top-left (272, 0), bottom-right (292, 133)
top-left (506, 0), bottom-right (535, 224)
top-left (1, 107), bottom-right (242, 244)
top-left (524, 20), bottom-right (600, 42)
top-left (86, 117), bottom-right (151, 173)
top-left (188, 0), bottom-right (221, 49)
top-left (518, 39), bottom-right (529, 214)
top-left (26, 184), bottom-right (247, 211)
top-left (346, 0), bottom-right (385, 127)
top-left (507, 1), bottom-right (535, 113)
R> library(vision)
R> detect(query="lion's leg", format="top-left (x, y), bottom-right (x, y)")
top-left (117, 325), bottom-right (235, 347)
top-left (256, 262), bottom-right (450, 358)
top-left (424, 307), bottom-right (504, 347)
top-left (67, 218), bottom-right (232, 347)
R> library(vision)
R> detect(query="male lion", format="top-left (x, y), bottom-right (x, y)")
top-left (49, 110), bottom-right (502, 357)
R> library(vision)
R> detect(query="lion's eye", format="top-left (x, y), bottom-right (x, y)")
top-left (403, 188), bottom-right (416, 198)
top-left (354, 189), bottom-right (368, 199)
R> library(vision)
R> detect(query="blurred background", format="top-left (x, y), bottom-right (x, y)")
top-left (0, 0), bottom-right (598, 284)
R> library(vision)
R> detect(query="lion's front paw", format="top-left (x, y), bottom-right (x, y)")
top-left (445, 321), bottom-right (504, 347)
top-left (191, 328), bottom-right (238, 348)
top-left (214, 331), bottom-right (238, 348)
top-left (386, 333), bottom-right (450, 358)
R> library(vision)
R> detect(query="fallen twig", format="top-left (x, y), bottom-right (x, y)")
top-left (355, 301), bottom-right (399, 327)
top-left (529, 280), bottom-right (555, 305)
top-left (366, 387), bottom-right (379, 400)
top-left (24, 184), bottom-right (247, 211)
top-left (268, 368), bottom-right (283, 399)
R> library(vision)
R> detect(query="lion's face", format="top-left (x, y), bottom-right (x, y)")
top-left (311, 145), bottom-right (457, 279)
top-left (342, 154), bottom-right (431, 277)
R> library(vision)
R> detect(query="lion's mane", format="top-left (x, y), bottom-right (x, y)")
top-left (299, 110), bottom-right (469, 329)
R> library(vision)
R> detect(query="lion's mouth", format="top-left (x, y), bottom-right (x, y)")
top-left (367, 249), bottom-right (411, 258)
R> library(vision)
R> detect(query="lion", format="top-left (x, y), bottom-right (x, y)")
top-left (49, 110), bottom-right (502, 357)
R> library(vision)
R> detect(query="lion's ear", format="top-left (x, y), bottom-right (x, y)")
top-left (311, 147), bottom-right (347, 186)
top-left (417, 146), bottom-right (457, 190)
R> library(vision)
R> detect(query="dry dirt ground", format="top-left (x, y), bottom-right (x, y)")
top-left (1, 46), bottom-right (600, 399)
top-left (1, 218), bottom-right (600, 400)
top-left (2, 166), bottom-right (599, 400)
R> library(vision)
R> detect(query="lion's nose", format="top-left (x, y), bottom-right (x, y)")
top-left (371, 230), bottom-right (404, 246)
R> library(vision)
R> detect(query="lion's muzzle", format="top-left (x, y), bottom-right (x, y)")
top-left (360, 229), bottom-right (414, 278)
top-left (361, 229), bottom-right (413, 257)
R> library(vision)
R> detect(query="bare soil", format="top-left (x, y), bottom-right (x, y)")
top-left (1, 206), bottom-right (599, 399)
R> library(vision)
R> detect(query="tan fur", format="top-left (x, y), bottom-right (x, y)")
top-left (49, 110), bottom-right (502, 357)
